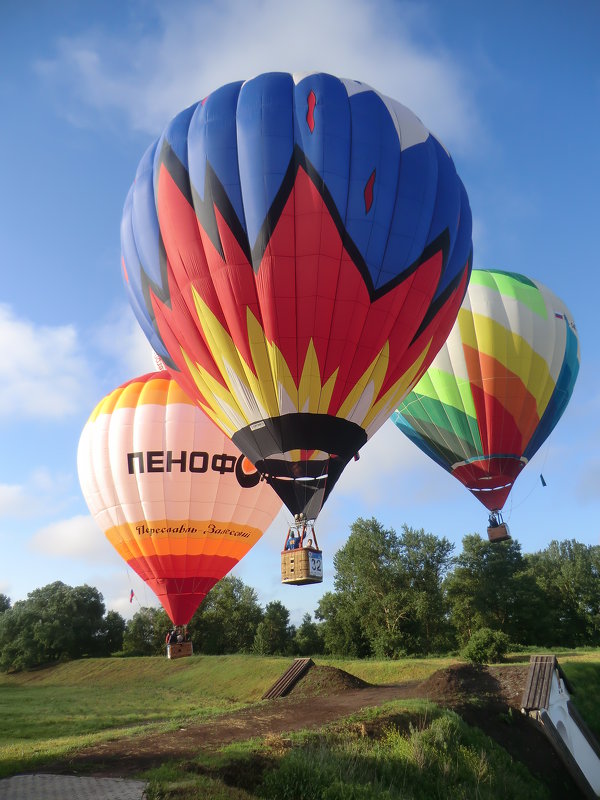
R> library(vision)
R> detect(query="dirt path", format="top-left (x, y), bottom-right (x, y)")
top-left (56, 682), bottom-right (422, 775)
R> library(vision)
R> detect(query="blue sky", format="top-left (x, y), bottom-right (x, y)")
top-left (1, 0), bottom-right (599, 626)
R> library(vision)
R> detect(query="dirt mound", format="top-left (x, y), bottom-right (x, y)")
top-left (419, 663), bottom-right (530, 708)
top-left (418, 663), bottom-right (581, 799)
top-left (288, 664), bottom-right (370, 696)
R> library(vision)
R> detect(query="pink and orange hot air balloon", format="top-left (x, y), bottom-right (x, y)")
top-left (77, 372), bottom-right (282, 625)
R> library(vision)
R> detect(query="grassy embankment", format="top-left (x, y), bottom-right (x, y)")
top-left (1, 650), bottom-right (599, 798)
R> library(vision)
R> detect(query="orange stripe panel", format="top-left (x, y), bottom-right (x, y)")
top-left (463, 346), bottom-right (540, 453)
top-left (106, 520), bottom-right (262, 562)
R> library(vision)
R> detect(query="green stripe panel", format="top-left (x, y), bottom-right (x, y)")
top-left (403, 415), bottom-right (482, 465)
top-left (470, 269), bottom-right (547, 319)
top-left (399, 394), bottom-right (482, 455)
top-left (412, 369), bottom-right (477, 419)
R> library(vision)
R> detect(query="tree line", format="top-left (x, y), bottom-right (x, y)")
top-left (1, 517), bottom-right (598, 671)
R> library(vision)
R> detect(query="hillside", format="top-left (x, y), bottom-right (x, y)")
top-left (2, 653), bottom-right (599, 798)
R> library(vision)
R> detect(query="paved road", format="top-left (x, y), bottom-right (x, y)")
top-left (0, 774), bottom-right (146, 799)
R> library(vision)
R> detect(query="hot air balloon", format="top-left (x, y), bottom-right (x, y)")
top-left (77, 372), bottom-right (282, 632)
top-left (120, 71), bottom-right (473, 526)
top-left (392, 269), bottom-right (580, 540)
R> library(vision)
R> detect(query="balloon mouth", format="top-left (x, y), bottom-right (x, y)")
top-left (452, 456), bottom-right (527, 512)
top-left (232, 414), bottom-right (368, 518)
top-left (232, 413), bottom-right (367, 468)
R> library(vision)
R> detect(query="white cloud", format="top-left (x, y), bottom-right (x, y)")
top-left (29, 514), bottom-right (117, 563)
top-left (0, 304), bottom-right (94, 420)
top-left (93, 304), bottom-right (159, 382)
top-left (27, 516), bottom-right (162, 618)
top-left (331, 418), bottom-right (456, 507)
top-left (0, 484), bottom-right (28, 516)
top-left (34, 0), bottom-right (480, 154)
top-left (0, 470), bottom-right (73, 520)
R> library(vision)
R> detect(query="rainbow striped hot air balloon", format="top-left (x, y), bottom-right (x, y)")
top-left (392, 269), bottom-right (580, 513)
top-left (77, 372), bottom-right (282, 625)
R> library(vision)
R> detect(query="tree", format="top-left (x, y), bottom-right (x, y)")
top-left (0, 602), bottom-right (40, 671)
top-left (395, 526), bottom-right (455, 653)
top-left (318, 518), bottom-right (454, 657)
top-left (122, 607), bottom-right (171, 656)
top-left (526, 540), bottom-right (600, 647)
top-left (461, 628), bottom-right (511, 664)
top-left (253, 601), bottom-right (294, 655)
top-left (0, 594), bottom-right (10, 614)
top-left (0, 581), bottom-right (110, 671)
top-left (333, 517), bottom-right (412, 656)
top-left (189, 577), bottom-right (263, 654)
top-left (100, 610), bottom-right (126, 655)
top-left (292, 613), bottom-right (324, 656)
top-left (315, 591), bottom-right (370, 657)
top-left (444, 534), bottom-right (542, 646)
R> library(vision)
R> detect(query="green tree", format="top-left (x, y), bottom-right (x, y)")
top-left (526, 540), bottom-right (600, 647)
top-left (315, 591), bottom-right (370, 657)
top-left (0, 582), bottom-right (110, 671)
top-left (253, 601), bottom-right (293, 655)
top-left (100, 610), bottom-right (126, 655)
top-left (461, 627), bottom-right (511, 664)
top-left (122, 607), bottom-right (171, 656)
top-left (333, 517), bottom-right (411, 656)
top-left (0, 603), bottom-right (41, 671)
top-left (292, 613), bottom-right (324, 656)
top-left (189, 577), bottom-right (263, 654)
top-left (444, 534), bottom-right (542, 646)
top-left (0, 594), bottom-right (10, 613)
top-left (319, 518), bottom-right (454, 657)
top-left (397, 526), bottom-right (455, 653)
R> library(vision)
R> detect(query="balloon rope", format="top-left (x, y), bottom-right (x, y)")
top-left (506, 439), bottom-right (552, 515)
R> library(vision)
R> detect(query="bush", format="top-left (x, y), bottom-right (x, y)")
top-left (461, 628), bottom-right (510, 664)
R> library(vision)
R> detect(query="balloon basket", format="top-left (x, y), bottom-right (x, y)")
top-left (281, 548), bottom-right (323, 585)
top-left (167, 641), bottom-right (193, 659)
top-left (487, 523), bottom-right (511, 543)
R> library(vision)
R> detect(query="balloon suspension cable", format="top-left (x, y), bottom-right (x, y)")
top-left (285, 511), bottom-right (319, 550)
top-left (508, 439), bottom-right (552, 514)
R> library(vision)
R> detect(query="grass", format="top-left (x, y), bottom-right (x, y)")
top-left (0, 655), bottom-right (291, 776)
top-left (313, 656), bottom-right (458, 685)
top-left (259, 708), bottom-right (549, 800)
top-left (560, 660), bottom-right (600, 738)
top-left (142, 701), bottom-right (550, 799)
top-left (1, 649), bottom-right (599, 793)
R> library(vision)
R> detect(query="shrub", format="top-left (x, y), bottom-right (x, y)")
top-left (461, 628), bottom-right (510, 664)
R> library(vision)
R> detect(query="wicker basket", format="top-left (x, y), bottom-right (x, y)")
top-left (167, 641), bottom-right (193, 659)
top-left (487, 522), bottom-right (511, 543)
top-left (281, 548), bottom-right (323, 585)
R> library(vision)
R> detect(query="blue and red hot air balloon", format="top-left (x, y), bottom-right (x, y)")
top-left (121, 72), bottom-right (473, 522)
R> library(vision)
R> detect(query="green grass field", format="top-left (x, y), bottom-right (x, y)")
top-left (0, 655), bottom-right (294, 775)
top-left (1, 650), bottom-right (599, 798)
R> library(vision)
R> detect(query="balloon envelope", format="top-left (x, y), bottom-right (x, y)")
top-left (121, 71), bottom-right (472, 519)
top-left (392, 269), bottom-right (580, 511)
top-left (77, 372), bottom-right (282, 625)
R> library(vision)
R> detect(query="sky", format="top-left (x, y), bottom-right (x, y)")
top-left (1, 0), bottom-right (599, 626)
